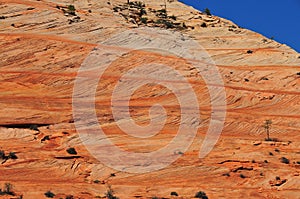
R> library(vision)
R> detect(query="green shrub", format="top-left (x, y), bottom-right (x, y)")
top-left (200, 22), bottom-right (207, 27)
top-left (68, 5), bottom-right (75, 12)
top-left (169, 15), bottom-right (176, 20)
top-left (240, 174), bottom-right (246, 178)
top-left (0, 151), bottom-right (18, 161)
top-left (155, 19), bottom-right (174, 29)
top-left (0, 150), bottom-right (5, 159)
top-left (140, 17), bottom-right (148, 24)
top-left (44, 191), bottom-right (55, 198)
top-left (280, 157), bottom-right (290, 164)
top-left (195, 191), bottom-right (208, 199)
top-left (8, 152), bottom-right (17, 159)
top-left (105, 186), bottom-right (119, 199)
top-left (66, 147), bottom-right (77, 155)
top-left (0, 183), bottom-right (14, 196)
top-left (66, 195), bottom-right (74, 199)
top-left (203, 8), bottom-right (211, 15)
top-left (41, 135), bottom-right (50, 142)
top-left (170, 191), bottom-right (178, 196)
top-left (65, 5), bottom-right (76, 16)
top-left (29, 124), bottom-right (39, 131)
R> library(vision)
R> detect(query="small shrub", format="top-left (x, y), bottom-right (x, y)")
top-left (139, 8), bottom-right (147, 16)
top-left (195, 191), bottom-right (208, 199)
top-left (0, 150), bottom-right (5, 159)
top-left (140, 17), bottom-right (148, 24)
top-left (29, 124), bottom-right (39, 131)
top-left (276, 176), bottom-right (281, 180)
top-left (203, 8), bottom-right (211, 16)
top-left (0, 151), bottom-right (17, 161)
top-left (129, 1), bottom-right (145, 8)
top-left (66, 147), bottom-right (77, 155)
top-left (265, 138), bottom-right (279, 142)
top-left (93, 180), bottom-right (100, 184)
top-left (247, 50), bottom-right (253, 54)
top-left (8, 152), bottom-right (17, 159)
top-left (169, 15), bottom-right (176, 20)
top-left (269, 152), bottom-right (274, 156)
top-left (41, 135), bottom-right (50, 142)
top-left (0, 183), bottom-right (14, 195)
top-left (280, 157), bottom-right (290, 164)
top-left (64, 5), bottom-right (76, 16)
top-left (68, 5), bottom-right (75, 12)
top-left (275, 148), bottom-right (280, 153)
top-left (170, 191), bottom-right (178, 196)
top-left (296, 72), bottom-right (300, 76)
top-left (200, 22), bottom-right (207, 28)
top-left (156, 9), bottom-right (167, 18)
top-left (240, 174), bottom-right (246, 179)
top-left (66, 195), bottom-right (74, 199)
top-left (157, 9), bottom-right (166, 13)
top-left (44, 191), bottom-right (55, 198)
top-left (113, 7), bottom-right (119, 12)
top-left (105, 186), bottom-right (119, 199)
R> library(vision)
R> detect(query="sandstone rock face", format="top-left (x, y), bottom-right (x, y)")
top-left (0, 0), bottom-right (299, 198)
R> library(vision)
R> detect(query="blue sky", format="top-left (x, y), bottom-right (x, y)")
top-left (180, 0), bottom-right (300, 52)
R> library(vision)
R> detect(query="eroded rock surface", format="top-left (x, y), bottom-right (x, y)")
top-left (0, 0), bottom-right (299, 198)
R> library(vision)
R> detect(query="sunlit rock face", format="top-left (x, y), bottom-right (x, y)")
top-left (0, 0), bottom-right (299, 198)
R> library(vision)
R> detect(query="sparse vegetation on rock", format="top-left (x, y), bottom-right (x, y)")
top-left (62, 5), bottom-right (76, 16)
top-left (195, 191), bottom-right (208, 199)
top-left (41, 135), bottom-right (50, 142)
top-left (280, 157), bottom-right (290, 164)
top-left (0, 150), bottom-right (18, 163)
top-left (203, 8), bottom-right (211, 16)
top-left (44, 190), bottom-right (55, 198)
top-left (263, 120), bottom-right (272, 141)
top-left (0, 183), bottom-right (15, 196)
top-left (113, 1), bottom-right (185, 29)
top-left (65, 195), bottom-right (74, 199)
top-left (105, 186), bottom-right (119, 199)
top-left (201, 22), bottom-right (207, 27)
top-left (29, 124), bottom-right (39, 131)
top-left (170, 191), bottom-right (178, 196)
top-left (66, 147), bottom-right (77, 155)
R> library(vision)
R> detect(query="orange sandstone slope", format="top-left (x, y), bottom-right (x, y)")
top-left (0, 0), bottom-right (300, 198)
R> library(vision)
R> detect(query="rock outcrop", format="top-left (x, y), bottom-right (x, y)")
top-left (0, 0), bottom-right (299, 198)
